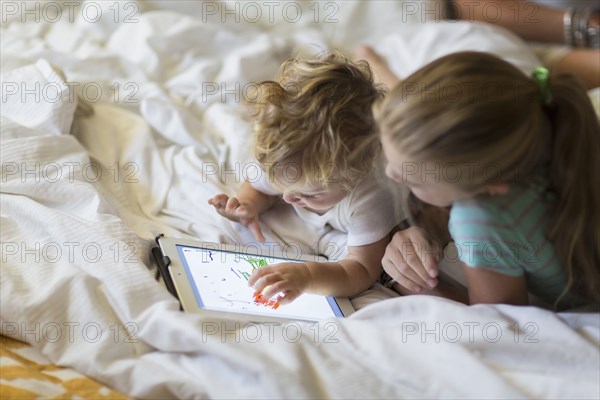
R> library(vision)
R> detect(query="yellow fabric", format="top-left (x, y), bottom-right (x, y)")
top-left (0, 335), bottom-right (128, 399)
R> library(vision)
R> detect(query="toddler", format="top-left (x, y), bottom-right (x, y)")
top-left (209, 53), bottom-right (402, 304)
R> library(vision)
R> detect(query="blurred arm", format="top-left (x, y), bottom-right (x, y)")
top-left (453, 0), bottom-right (566, 44)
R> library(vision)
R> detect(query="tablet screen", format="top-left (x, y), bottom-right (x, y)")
top-left (176, 245), bottom-right (344, 321)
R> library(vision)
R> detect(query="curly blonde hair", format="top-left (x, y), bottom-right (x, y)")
top-left (246, 52), bottom-right (385, 192)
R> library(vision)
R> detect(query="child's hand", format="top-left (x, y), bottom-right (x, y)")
top-left (382, 226), bottom-right (440, 292)
top-left (208, 194), bottom-right (265, 242)
top-left (247, 263), bottom-right (312, 304)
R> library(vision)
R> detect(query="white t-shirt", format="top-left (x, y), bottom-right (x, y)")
top-left (251, 169), bottom-right (403, 247)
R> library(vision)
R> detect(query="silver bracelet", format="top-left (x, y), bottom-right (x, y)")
top-left (587, 24), bottom-right (600, 48)
top-left (576, 8), bottom-right (592, 47)
top-left (564, 7), bottom-right (575, 47)
top-left (567, 7), bottom-right (599, 48)
top-left (586, 11), bottom-right (600, 48)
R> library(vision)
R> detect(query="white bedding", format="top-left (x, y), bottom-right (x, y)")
top-left (1, 1), bottom-right (599, 398)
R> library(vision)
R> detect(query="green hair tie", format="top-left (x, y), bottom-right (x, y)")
top-left (531, 66), bottom-right (553, 105)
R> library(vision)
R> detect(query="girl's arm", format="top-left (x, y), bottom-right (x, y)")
top-left (453, 0), bottom-right (566, 44)
top-left (463, 266), bottom-right (529, 306)
top-left (249, 236), bottom-right (390, 302)
top-left (392, 262), bottom-right (528, 306)
top-left (392, 279), bottom-right (469, 304)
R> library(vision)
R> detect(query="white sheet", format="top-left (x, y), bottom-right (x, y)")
top-left (2, 1), bottom-right (599, 398)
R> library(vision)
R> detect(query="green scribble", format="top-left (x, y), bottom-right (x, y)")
top-left (239, 271), bottom-right (251, 281)
top-left (244, 256), bottom-right (268, 270)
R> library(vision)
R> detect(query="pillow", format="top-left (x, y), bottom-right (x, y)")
top-left (370, 21), bottom-right (541, 79)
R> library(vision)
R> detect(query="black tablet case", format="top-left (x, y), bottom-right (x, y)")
top-left (151, 235), bottom-right (181, 306)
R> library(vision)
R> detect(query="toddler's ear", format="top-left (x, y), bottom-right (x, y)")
top-left (486, 183), bottom-right (510, 196)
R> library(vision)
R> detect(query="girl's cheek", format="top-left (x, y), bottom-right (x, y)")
top-left (411, 188), bottom-right (432, 204)
top-left (386, 170), bottom-right (403, 184)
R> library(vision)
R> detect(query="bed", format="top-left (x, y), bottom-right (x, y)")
top-left (1, 1), bottom-right (599, 398)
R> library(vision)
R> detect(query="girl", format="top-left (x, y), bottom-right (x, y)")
top-left (208, 53), bottom-right (403, 304)
top-left (374, 51), bottom-right (600, 309)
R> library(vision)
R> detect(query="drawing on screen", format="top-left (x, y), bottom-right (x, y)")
top-left (244, 256), bottom-right (268, 270)
top-left (253, 291), bottom-right (282, 310)
top-left (205, 254), bottom-right (283, 310)
top-left (243, 257), bottom-right (282, 309)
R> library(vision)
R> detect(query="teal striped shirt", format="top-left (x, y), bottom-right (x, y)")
top-left (449, 176), bottom-right (583, 309)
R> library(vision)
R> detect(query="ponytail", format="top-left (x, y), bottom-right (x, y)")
top-left (547, 74), bottom-right (600, 304)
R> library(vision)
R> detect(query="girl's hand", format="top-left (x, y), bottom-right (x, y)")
top-left (382, 226), bottom-right (440, 292)
top-left (208, 194), bottom-right (265, 242)
top-left (247, 263), bottom-right (312, 304)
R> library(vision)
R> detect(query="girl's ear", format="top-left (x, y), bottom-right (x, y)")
top-left (486, 183), bottom-right (510, 196)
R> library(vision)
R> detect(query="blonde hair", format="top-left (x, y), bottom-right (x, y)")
top-left (246, 52), bottom-right (385, 192)
top-left (375, 51), bottom-right (600, 304)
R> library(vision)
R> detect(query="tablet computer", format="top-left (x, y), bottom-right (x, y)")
top-left (155, 235), bottom-right (355, 322)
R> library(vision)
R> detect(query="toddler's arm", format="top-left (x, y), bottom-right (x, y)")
top-left (208, 180), bottom-right (279, 242)
top-left (248, 236), bottom-right (390, 303)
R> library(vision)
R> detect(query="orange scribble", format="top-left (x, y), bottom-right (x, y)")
top-left (253, 291), bottom-right (282, 310)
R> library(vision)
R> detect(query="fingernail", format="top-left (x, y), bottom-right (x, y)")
top-left (428, 279), bottom-right (437, 288)
top-left (413, 286), bottom-right (421, 293)
top-left (429, 270), bottom-right (438, 278)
